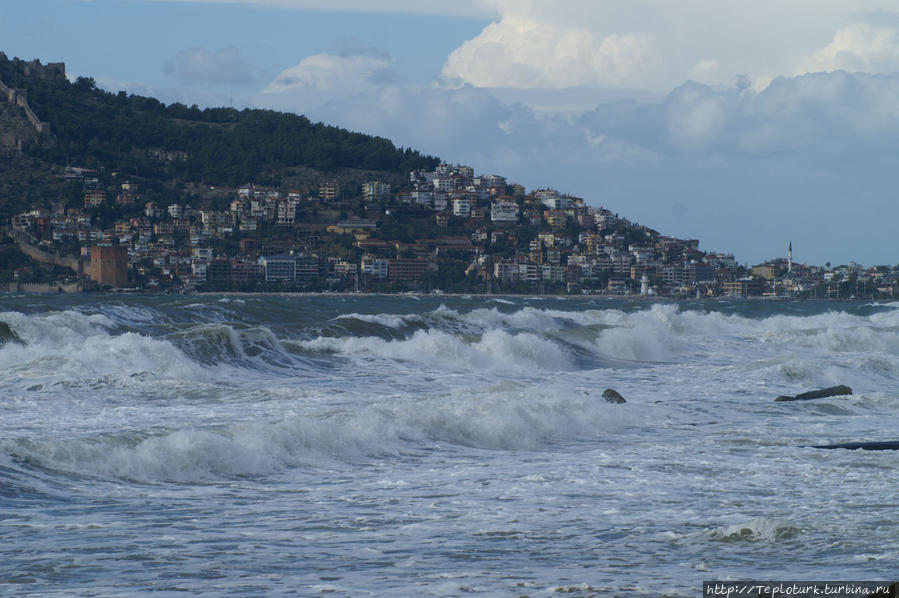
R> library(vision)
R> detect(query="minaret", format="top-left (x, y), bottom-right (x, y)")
top-left (788, 241), bottom-right (792, 274)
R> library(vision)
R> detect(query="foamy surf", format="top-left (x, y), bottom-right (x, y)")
top-left (2, 294), bottom-right (898, 596)
top-left (0, 310), bottom-right (206, 385)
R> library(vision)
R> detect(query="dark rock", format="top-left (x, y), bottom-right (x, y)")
top-left (0, 321), bottom-right (22, 346)
top-left (774, 385), bottom-right (852, 402)
top-left (811, 441), bottom-right (899, 450)
top-left (602, 389), bottom-right (626, 404)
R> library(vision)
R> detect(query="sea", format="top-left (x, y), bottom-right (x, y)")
top-left (1, 293), bottom-right (897, 597)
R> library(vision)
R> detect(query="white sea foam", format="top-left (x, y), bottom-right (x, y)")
top-left (701, 517), bottom-right (801, 543)
top-left (0, 310), bottom-right (206, 384)
top-left (296, 327), bottom-right (572, 372)
top-left (335, 312), bottom-right (418, 328)
top-left (315, 303), bottom-right (899, 371)
top-left (5, 296), bottom-right (899, 596)
top-left (2, 384), bottom-right (636, 481)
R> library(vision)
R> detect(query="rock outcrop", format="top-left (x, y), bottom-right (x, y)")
top-left (774, 385), bottom-right (852, 402)
top-left (602, 389), bottom-right (626, 404)
top-left (811, 441), bottom-right (899, 450)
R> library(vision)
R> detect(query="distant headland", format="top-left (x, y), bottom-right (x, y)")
top-left (0, 52), bottom-right (894, 299)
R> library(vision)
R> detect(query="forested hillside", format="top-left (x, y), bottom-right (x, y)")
top-left (0, 53), bottom-right (439, 188)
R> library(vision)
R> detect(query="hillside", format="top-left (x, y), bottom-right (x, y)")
top-left (4, 52), bottom-right (878, 299)
top-left (0, 53), bottom-right (439, 197)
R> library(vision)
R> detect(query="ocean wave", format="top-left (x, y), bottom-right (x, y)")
top-left (668, 517), bottom-right (801, 544)
top-left (294, 327), bottom-right (573, 372)
top-left (0, 385), bottom-right (637, 482)
top-left (0, 310), bottom-right (206, 384)
top-left (308, 303), bottom-right (899, 369)
top-left (336, 312), bottom-right (417, 329)
top-left (168, 322), bottom-right (299, 370)
top-left (329, 312), bottom-right (432, 341)
top-left (8, 301), bottom-right (899, 390)
top-left (703, 518), bottom-right (801, 543)
top-left (0, 320), bottom-right (22, 346)
top-left (446, 304), bottom-right (704, 362)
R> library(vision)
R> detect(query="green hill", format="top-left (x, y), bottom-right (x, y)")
top-left (0, 52), bottom-right (439, 191)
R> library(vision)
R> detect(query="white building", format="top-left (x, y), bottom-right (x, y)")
top-left (260, 255), bottom-right (297, 281)
top-left (491, 201), bottom-right (519, 222)
top-left (410, 190), bottom-right (433, 206)
top-left (452, 197), bottom-right (472, 217)
top-left (362, 181), bottom-right (391, 202)
top-left (362, 256), bottom-right (389, 279)
top-left (432, 177), bottom-right (453, 193)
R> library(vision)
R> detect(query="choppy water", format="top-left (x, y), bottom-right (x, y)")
top-left (1, 294), bottom-right (897, 596)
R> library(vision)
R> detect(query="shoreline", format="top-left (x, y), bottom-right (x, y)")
top-left (1, 288), bottom-right (889, 302)
top-left (185, 291), bottom-right (883, 302)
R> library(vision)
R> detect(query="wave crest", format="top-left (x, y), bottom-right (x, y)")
top-left (296, 327), bottom-right (573, 372)
top-left (2, 388), bottom-right (636, 482)
top-left (0, 310), bottom-right (205, 385)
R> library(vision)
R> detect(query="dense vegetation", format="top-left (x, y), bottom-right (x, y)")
top-left (0, 55), bottom-right (439, 187)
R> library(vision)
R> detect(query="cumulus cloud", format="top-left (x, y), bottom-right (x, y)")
top-left (257, 54), bottom-right (899, 191)
top-left (263, 53), bottom-right (395, 94)
top-left (163, 47), bottom-right (255, 87)
top-left (438, 0), bottom-right (899, 95)
top-left (576, 71), bottom-right (899, 157)
top-left (440, 15), bottom-right (656, 89)
top-left (258, 47), bottom-right (406, 117)
top-left (798, 20), bottom-right (899, 74)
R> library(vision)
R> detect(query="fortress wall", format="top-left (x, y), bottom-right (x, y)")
top-left (14, 231), bottom-right (82, 272)
top-left (0, 75), bottom-right (49, 136)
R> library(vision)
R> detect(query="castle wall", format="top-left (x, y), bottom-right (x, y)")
top-left (0, 63), bottom-right (56, 146)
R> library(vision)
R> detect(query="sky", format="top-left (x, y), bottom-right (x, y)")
top-left (3, 0), bottom-right (899, 266)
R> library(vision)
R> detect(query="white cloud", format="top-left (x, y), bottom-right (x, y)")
top-left (262, 53), bottom-right (394, 94)
top-left (663, 83), bottom-right (728, 150)
top-left (576, 71), bottom-right (899, 156)
top-left (688, 59), bottom-right (721, 84)
top-left (440, 15), bottom-right (655, 89)
top-left (438, 1), bottom-right (899, 95)
top-left (798, 21), bottom-right (899, 74)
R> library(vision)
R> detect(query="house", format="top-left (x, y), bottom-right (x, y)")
top-left (388, 258), bottom-right (430, 281)
top-left (327, 220), bottom-right (378, 235)
top-left (362, 181), bottom-right (391, 202)
top-left (260, 255), bottom-right (298, 281)
top-left (491, 200), bottom-right (519, 222)
top-left (361, 255), bottom-right (389, 279)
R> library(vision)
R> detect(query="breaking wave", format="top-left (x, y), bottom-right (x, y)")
top-left (294, 328), bottom-right (574, 372)
top-left (0, 310), bottom-right (205, 386)
top-left (702, 518), bottom-right (801, 543)
top-left (4, 299), bottom-right (899, 402)
top-left (2, 388), bottom-right (637, 482)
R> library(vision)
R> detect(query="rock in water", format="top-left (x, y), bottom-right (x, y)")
top-left (602, 389), bottom-right (626, 404)
top-left (774, 385), bottom-right (852, 402)
top-left (811, 441), bottom-right (899, 450)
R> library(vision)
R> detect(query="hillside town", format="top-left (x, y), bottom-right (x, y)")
top-left (6, 161), bottom-right (898, 298)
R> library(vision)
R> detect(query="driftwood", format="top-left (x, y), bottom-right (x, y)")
top-left (774, 385), bottom-right (852, 402)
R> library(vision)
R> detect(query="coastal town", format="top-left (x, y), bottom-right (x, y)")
top-left (0, 55), bottom-right (895, 299)
top-left (5, 161), bottom-right (897, 299)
